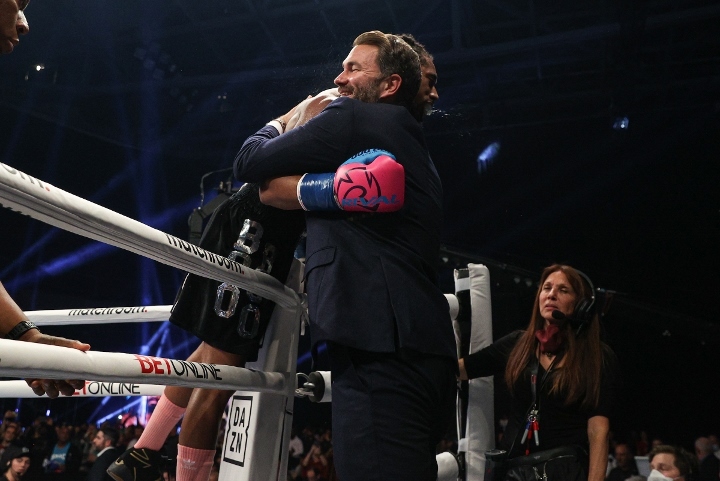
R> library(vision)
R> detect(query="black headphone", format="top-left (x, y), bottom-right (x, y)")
top-left (571, 269), bottom-right (596, 334)
top-left (551, 268), bottom-right (597, 334)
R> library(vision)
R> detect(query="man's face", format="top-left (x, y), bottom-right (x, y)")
top-left (10, 456), bottom-right (31, 476)
top-left (2, 424), bottom-right (17, 442)
top-left (614, 444), bottom-right (632, 468)
top-left (409, 58), bottom-right (439, 121)
top-left (0, 0), bottom-right (30, 55)
top-left (650, 453), bottom-right (682, 480)
top-left (92, 431), bottom-right (106, 450)
top-left (415, 59), bottom-right (438, 117)
top-left (56, 425), bottom-right (70, 443)
top-left (334, 44), bottom-right (385, 103)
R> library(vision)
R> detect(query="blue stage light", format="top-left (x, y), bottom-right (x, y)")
top-left (613, 116), bottom-right (630, 130)
top-left (477, 142), bottom-right (500, 173)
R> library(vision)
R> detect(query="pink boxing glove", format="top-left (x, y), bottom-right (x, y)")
top-left (333, 154), bottom-right (405, 212)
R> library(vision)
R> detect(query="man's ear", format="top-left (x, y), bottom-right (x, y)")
top-left (378, 73), bottom-right (403, 100)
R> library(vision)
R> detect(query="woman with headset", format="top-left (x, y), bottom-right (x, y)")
top-left (458, 264), bottom-right (617, 481)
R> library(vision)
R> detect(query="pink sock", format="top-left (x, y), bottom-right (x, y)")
top-left (134, 394), bottom-right (186, 451)
top-left (176, 445), bottom-right (215, 481)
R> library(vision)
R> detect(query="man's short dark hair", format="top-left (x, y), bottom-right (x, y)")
top-left (649, 445), bottom-right (698, 480)
top-left (615, 442), bottom-right (635, 455)
top-left (353, 30), bottom-right (421, 110)
top-left (397, 33), bottom-right (433, 67)
top-left (99, 427), bottom-right (120, 446)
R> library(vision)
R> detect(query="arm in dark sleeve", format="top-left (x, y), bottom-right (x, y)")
top-left (590, 344), bottom-right (619, 418)
top-left (234, 99), bottom-right (352, 183)
top-left (463, 330), bottom-right (523, 379)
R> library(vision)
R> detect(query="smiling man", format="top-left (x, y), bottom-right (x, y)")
top-left (234, 31), bottom-right (457, 481)
top-left (0, 0), bottom-right (29, 55)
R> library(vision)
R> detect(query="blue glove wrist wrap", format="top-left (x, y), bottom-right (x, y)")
top-left (298, 173), bottom-right (340, 211)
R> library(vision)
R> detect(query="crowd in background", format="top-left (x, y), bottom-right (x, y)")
top-left (0, 405), bottom-right (457, 481)
top-left (0, 409), bottom-right (181, 481)
top-left (0, 406), bottom-right (717, 481)
top-left (603, 432), bottom-right (720, 481)
top-left (493, 414), bottom-right (720, 481)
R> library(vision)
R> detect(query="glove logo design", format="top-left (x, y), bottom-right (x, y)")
top-left (334, 167), bottom-right (395, 212)
top-left (333, 154), bottom-right (404, 213)
top-left (298, 151), bottom-right (404, 212)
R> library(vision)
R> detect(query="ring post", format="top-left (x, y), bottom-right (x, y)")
top-left (218, 259), bottom-right (304, 481)
top-left (461, 264), bottom-right (495, 480)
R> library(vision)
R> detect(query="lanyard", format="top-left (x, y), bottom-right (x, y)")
top-left (522, 352), bottom-right (562, 453)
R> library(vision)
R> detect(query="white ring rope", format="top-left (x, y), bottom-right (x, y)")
top-left (25, 298), bottom-right (456, 326)
top-left (0, 380), bottom-right (165, 398)
top-left (0, 339), bottom-right (287, 395)
top-left (25, 305), bottom-right (172, 325)
top-left (0, 163), bottom-right (300, 309)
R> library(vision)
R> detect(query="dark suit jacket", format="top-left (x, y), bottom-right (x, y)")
top-left (699, 453), bottom-right (720, 481)
top-left (606, 464), bottom-right (639, 481)
top-left (234, 97), bottom-right (456, 359)
top-left (86, 447), bottom-right (120, 481)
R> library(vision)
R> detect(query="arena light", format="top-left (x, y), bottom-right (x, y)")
top-left (95, 397), bottom-right (143, 425)
top-left (477, 142), bottom-right (500, 173)
top-left (612, 116), bottom-right (630, 130)
top-left (297, 342), bottom-right (328, 367)
top-left (0, 168), bottom-right (136, 279)
top-left (4, 198), bottom-right (198, 291)
top-left (42, 243), bottom-right (109, 276)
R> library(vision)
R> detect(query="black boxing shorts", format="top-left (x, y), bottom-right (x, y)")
top-left (169, 183), bottom-right (305, 360)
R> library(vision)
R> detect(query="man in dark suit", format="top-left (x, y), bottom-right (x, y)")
top-left (696, 437), bottom-right (720, 481)
top-left (87, 427), bottom-right (120, 481)
top-left (606, 443), bottom-right (639, 481)
top-left (234, 30), bottom-right (456, 481)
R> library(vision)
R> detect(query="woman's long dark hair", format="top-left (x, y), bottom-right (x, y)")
top-left (504, 264), bottom-right (607, 410)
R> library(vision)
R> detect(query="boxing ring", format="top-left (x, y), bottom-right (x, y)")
top-left (0, 162), bottom-right (495, 480)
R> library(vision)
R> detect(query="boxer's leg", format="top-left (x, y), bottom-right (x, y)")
top-left (108, 343), bottom-right (244, 481)
top-left (134, 390), bottom-right (188, 451)
top-left (178, 344), bottom-right (245, 448)
top-left (115, 342), bottom-right (212, 454)
top-left (175, 344), bottom-right (244, 481)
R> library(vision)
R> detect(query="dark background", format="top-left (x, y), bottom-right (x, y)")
top-left (1, 0), bottom-right (719, 449)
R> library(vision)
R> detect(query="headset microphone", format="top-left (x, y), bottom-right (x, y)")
top-left (551, 308), bottom-right (579, 325)
top-left (550, 309), bottom-right (587, 335)
top-left (550, 268), bottom-right (597, 336)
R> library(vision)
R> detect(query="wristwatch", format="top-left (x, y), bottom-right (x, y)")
top-left (5, 320), bottom-right (39, 340)
top-left (273, 118), bottom-right (287, 133)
